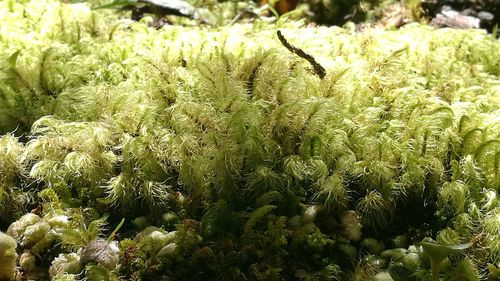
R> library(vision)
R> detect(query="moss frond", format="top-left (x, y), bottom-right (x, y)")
top-left (356, 190), bottom-right (392, 233)
top-left (244, 166), bottom-right (285, 202)
top-left (438, 181), bottom-right (469, 215)
top-left (244, 205), bottom-right (277, 235)
top-left (314, 173), bottom-right (348, 212)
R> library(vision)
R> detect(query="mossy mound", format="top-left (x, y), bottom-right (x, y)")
top-left (0, 0), bottom-right (499, 280)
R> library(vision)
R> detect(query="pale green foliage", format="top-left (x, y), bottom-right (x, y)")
top-left (5, 205), bottom-right (108, 269)
top-left (356, 190), bottom-right (392, 232)
top-left (445, 258), bottom-right (480, 281)
top-left (52, 273), bottom-right (77, 281)
top-left (85, 263), bottom-right (117, 281)
top-left (19, 252), bottom-right (36, 272)
top-left (315, 173), bottom-right (348, 211)
top-left (0, 134), bottom-right (28, 221)
top-left (134, 226), bottom-right (176, 256)
top-left (438, 181), bottom-right (469, 215)
top-left (59, 214), bottom-right (108, 251)
top-left (49, 253), bottom-right (81, 278)
top-left (22, 221), bottom-right (51, 248)
top-left (0, 231), bottom-right (17, 281)
top-left (0, 0), bottom-right (499, 278)
top-left (6, 213), bottom-right (42, 241)
top-left (244, 166), bottom-right (285, 201)
top-left (0, 0), bottom-right (114, 133)
top-left (484, 208), bottom-right (500, 262)
top-left (24, 116), bottom-right (116, 199)
top-left (0, 134), bottom-right (24, 185)
top-left (2, 1), bottom-right (498, 220)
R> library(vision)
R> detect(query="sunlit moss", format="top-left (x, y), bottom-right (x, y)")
top-left (0, 0), bottom-right (498, 279)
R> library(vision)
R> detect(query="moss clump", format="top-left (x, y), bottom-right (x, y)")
top-left (0, 232), bottom-right (17, 280)
top-left (0, 0), bottom-right (499, 280)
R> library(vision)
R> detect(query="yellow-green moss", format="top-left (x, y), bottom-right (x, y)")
top-left (0, 231), bottom-right (17, 280)
top-left (0, 0), bottom-right (499, 280)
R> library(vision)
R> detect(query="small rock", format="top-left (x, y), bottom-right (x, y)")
top-left (80, 239), bottom-right (118, 270)
top-left (431, 9), bottom-right (480, 29)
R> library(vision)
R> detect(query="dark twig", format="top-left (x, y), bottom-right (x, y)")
top-left (246, 62), bottom-right (262, 99)
top-left (276, 30), bottom-right (326, 79)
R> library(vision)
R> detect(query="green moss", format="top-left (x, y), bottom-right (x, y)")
top-left (0, 0), bottom-right (498, 279)
top-left (0, 232), bottom-right (17, 280)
